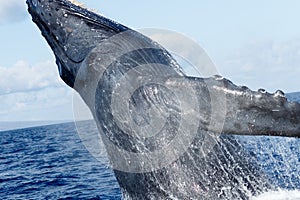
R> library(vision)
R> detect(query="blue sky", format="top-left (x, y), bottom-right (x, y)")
top-left (1, 0), bottom-right (300, 121)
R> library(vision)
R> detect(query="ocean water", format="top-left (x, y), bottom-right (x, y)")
top-left (0, 122), bottom-right (121, 200)
top-left (1, 121), bottom-right (299, 199)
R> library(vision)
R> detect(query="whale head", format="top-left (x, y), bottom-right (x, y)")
top-left (26, 0), bottom-right (128, 87)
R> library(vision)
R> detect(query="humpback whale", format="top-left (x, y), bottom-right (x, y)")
top-left (27, 0), bottom-right (300, 199)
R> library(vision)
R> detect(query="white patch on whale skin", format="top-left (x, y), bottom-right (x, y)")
top-left (67, 0), bottom-right (99, 13)
top-left (68, 0), bottom-right (85, 8)
top-left (251, 190), bottom-right (300, 200)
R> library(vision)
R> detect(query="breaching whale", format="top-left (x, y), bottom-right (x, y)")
top-left (27, 0), bottom-right (300, 199)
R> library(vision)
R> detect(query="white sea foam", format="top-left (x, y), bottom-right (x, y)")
top-left (251, 189), bottom-right (300, 200)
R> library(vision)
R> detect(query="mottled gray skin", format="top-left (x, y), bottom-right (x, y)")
top-left (27, 0), bottom-right (300, 199)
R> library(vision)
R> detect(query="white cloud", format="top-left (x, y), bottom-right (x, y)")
top-left (219, 39), bottom-right (300, 93)
top-left (0, 0), bottom-right (27, 24)
top-left (0, 60), bottom-right (64, 95)
top-left (0, 60), bottom-right (75, 121)
top-left (0, 87), bottom-right (74, 121)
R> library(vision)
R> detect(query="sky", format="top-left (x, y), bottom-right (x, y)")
top-left (1, 0), bottom-right (300, 122)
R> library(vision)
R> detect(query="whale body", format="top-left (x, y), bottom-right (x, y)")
top-left (27, 0), bottom-right (300, 199)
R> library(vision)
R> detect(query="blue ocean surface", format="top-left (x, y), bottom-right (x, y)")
top-left (0, 122), bottom-right (121, 200)
top-left (237, 136), bottom-right (300, 190)
top-left (0, 120), bottom-right (299, 199)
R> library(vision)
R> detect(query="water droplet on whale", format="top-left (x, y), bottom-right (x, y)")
top-left (241, 86), bottom-right (249, 90)
top-left (274, 90), bottom-right (285, 97)
top-left (258, 88), bottom-right (266, 94)
top-left (213, 75), bottom-right (224, 80)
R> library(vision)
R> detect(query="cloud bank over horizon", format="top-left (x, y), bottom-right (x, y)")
top-left (0, 60), bottom-right (74, 121)
top-left (0, 86), bottom-right (73, 121)
top-left (0, 0), bottom-right (27, 24)
top-left (0, 60), bottom-right (65, 95)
